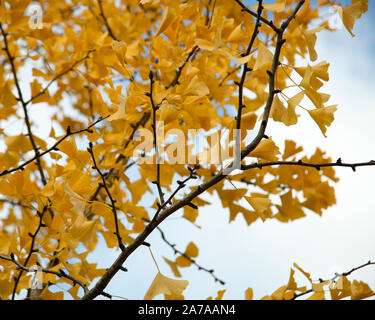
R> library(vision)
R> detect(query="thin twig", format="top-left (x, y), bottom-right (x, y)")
top-left (233, 0), bottom-right (279, 32)
top-left (87, 112), bottom-right (150, 205)
top-left (147, 71), bottom-right (165, 205)
top-left (156, 227), bottom-right (225, 285)
top-left (166, 46), bottom-right (199, 89)
top-left (218, 66), bottom-right (241, 87)
top-left (241, 159), bottom-right (375, 172)
top-left (0, 254), bottom-right (89, 295)
top-left (97, 0), bottom-right (119, 41)
top-left (240, 0), bottom-right (306, 160)
top-left (151, 165), bottom-right (200, 221)
top-left (25, 50), bottom-right (94, 105)
top-left (0, 22), bottom-right (47, 184)
top-left (292, 260), bottom-right (375, 300)
top-left (88, 142), bottom-right (125, 251)
top-left (236, 0), bottom-right (264, 131)
top-left (10, 206), bottom-right (48, 299)
top-left (0, 116), bottom-right (108, 178)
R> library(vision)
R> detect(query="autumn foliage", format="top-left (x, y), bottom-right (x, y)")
top-left (0, 0), bottom-right (373, 300)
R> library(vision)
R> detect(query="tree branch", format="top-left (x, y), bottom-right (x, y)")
top-left (241, 159), bottom-right (375, 172)
top-left (240, 0), bottom-right (306, 160)
top-left (156, 226), bottom-right (225, 285)
top-left (292, 260), bottom-right (375, 300)
top-left (233, 0), bottom-right (279, 32)
top-left (97, 0), bottom-right (119, 41)
top-left (87, 112), bottom-right (150, 206)
top-left (166, 45), bottom-right (199, 89)
top-left (0, 253), bottom-right (89, 296)
top-left (0, 22), bottom-right (47, 184)
top-left (25, 50), bottom-right (94, 105)
top-left (0, 116), bottom-right (108, 178)
top-left (10, 206), bottom-right (48, 299)
top-left (236, 0), bottom-right (263, 132)
top-left (88, 142), bottom-right (125, 251)
top-left (147, 71), bottom-right (165, 205)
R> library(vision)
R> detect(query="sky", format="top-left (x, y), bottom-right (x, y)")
top-left (1, 1), bottom-right (374, 300)
top-left (87, 1), bottom-right (375, 300)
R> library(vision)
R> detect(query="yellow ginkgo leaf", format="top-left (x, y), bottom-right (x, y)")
top-left (140, 0), bottom-right (160, 6)
top-left (303, 26), bottom-right (324, 61)
top-left (163, 257), bottom-right (182, 277)
top-left (1, 82), bottom-right (17, 108)
top-left (176, 241), bottom-right (199, 267)
top-left (351, 280), bottom-right (374, 300)
top-left (293, 263), bottom-right (312, 283)
top-left (5, 134), bottom-right (32, 153)
top-left (185, 241), bottom-right (199, 258)
top-left (241, 111), bottom-right (257, 130)
top-left (30, 79), bottom-right (42, 98)
top-left (270, 93), bottom-right (301, 127)
top-left (38, 287), bottom-right (64, 300)
top-left (307, 291), bottom-right (325, 300)
top-left (227, 24), bottom-right (245, 42)
top-left (215, 290), bottom-right (226, 300)
top-left (69, 215), bottom-right (97, 248)
top-left (230, 52), bottom-right (254, 65)
top-left (330, 276), bottom-right (352, 300)
top-left (245, 287), bottom-right (253, 300)
top-left (195, 38), bottom-right (215, 51)
top-left (64, 183), bottom-right (87, 214)
top-left (245, 195), bottom-right (271, 214)
top-left (155, 7), bottom-right (176, 37)
top-left (252, 1), bottom-right (285, 12)
top-left (253, 43), bottom-right (274, 70)
top-left (144, 272), bottom-right (189, 300)
top-left (183, 205), bottom-right (198, 223)
top-left (337, 0), bottom-right (368, 37)
top-left (108, 95), bottom-right (127, 121)
top-left (283, 140), bottom-right (303, 160)
top-left (249, 138), bottom-right (280, 161)
top-left (270, 95), bottom-right (287, 123)
top-left (308, 105), bottom-right (337, 137)
top-left (112, 41), bottom-right (127, 66)
top-left (284, 91), bottom-right (304, 126)
top-left (184, 75), bottom-right (210, 97)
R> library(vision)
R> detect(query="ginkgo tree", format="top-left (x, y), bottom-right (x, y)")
top-left (0, 0), bottom-right (374, 300)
